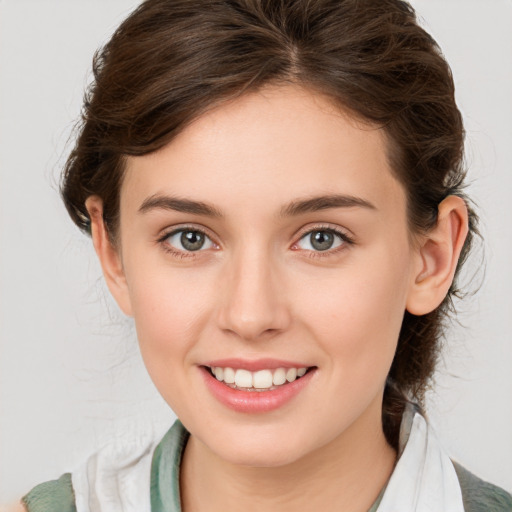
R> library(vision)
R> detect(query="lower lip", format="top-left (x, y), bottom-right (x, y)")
top-left (201, 366), bottom-right (316, 413)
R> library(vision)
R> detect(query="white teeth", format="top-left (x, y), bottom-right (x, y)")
top-left (253, 369), bottom-right (273, 389)
top-left (273, 368), bottom-right (286, 386)
top-left (286, 368), bottom-right (297, 382)
top-left (223, 367), bottom-right (235, 384)
top-left (209, 366), bottom-right (309, 390)
top-left (234, 369), bottom-right (253, 388)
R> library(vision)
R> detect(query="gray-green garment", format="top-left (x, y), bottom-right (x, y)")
top-left (22, 420), bottom-right (512, 512)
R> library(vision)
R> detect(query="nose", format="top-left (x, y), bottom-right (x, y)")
top-left (216, 248), bottom-right (291, 341)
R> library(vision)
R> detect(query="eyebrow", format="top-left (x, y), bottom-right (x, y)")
top-left (279, 194), bottom-right (376, 217)
top-left (138, 193), bottom-right (376, 218)
top-left (139, 194), bottom-right (224, 218)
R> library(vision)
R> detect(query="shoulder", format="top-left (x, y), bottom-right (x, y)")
top-left (19, 430), bottom-right (159, 512)
top-left (453, 461), bottom-right (512, 512)
top-left (21, 473), bottom-right (75, 512)
top-left (0, 502), bottom-right (27, 512)
top-left (15, 423), bottom-right (185, 512)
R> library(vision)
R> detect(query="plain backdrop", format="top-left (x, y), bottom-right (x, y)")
top-left (1, 0), bottom-right (511, 502)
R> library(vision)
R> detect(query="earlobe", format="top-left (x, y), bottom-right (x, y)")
top-left (85, 196), bottom-right (133, 316)
top-left (406, 196), bottom-right (469, 316)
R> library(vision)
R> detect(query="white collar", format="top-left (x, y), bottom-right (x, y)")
top-left (376, 404), bottom-right (465, 512)
top-left (72, 405), bottom-right (465, 512)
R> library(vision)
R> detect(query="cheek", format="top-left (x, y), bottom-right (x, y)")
top-left (127, 264), bottom-right (214, 369)
top-left (294, 247), bottom-right (412, 377)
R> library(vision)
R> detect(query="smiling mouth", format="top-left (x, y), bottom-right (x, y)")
top-left (205, 365), bottom-right (313, 392)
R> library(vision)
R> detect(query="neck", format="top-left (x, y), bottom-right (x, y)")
top-left (180, 400), bottom-right (396, 512)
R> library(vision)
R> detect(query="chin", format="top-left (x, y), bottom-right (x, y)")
top-left (201, 425), bottom-right (317, 468)
top-left (218, 443), bottom-right (305, 468)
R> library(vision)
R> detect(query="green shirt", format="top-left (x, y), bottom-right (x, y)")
top-left (22, 420), bottom-right (512, 512)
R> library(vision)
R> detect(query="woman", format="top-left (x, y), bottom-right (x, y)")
top-left (9, 0), bottom-right (512, 510)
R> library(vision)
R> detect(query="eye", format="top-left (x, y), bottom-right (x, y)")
top-left (164, 229), bottom-right (215, 252)
top-left (295, 229), bottom-right (349, 252)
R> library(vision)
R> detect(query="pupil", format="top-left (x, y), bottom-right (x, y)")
top-left (311, 231), bottom-right (334, 251)
top-left (181, 231), bottom-right (205, 251)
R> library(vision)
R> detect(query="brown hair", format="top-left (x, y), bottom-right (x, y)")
top-left (61, 0), bottom-right (478, 447)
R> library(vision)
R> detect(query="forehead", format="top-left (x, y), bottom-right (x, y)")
top-left (122, 85), bottom-right (406, 219)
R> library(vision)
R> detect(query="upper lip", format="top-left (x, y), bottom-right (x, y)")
top-left (202, 358), bottom-right (312, 372)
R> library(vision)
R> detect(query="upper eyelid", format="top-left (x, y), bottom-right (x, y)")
top-left (294, 223), bottom-right (354, 241)
top-left (158, 223), bottom-right (216, 242)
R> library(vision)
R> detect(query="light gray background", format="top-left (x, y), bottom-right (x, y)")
top-left (1, 0), bottom-right (511, 502)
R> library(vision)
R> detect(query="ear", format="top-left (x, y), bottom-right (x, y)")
top-left (85, 196), bottom-right (133, 316)
top-left (406, 195), bottom-right (469, 315)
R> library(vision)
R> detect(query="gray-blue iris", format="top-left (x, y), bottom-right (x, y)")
top-left (181, 231), bottom-right (205, 251)
top-left (311, 231), bottom-right (334, 251)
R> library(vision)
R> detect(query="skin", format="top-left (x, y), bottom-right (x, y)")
top-left (2, 504), bottom-right (25, 512)
top-left (78, 85), bottom-right (468, 512)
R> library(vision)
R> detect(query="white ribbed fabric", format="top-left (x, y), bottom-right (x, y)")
top-left (377, 410), bottom-right (465, 512)
top-left (71, 407), bottom-right (465, 512)
top-left (72, 434), bottom-right (157, 512)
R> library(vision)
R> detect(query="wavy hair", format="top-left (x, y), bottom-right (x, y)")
top-left (61, 0), bottom-right (478, 447)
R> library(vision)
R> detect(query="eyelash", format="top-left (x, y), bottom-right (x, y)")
top-left (157, 224), bottom-right (217, 259)
top-left (157, 224), bottom-right (355, 260)
top-left (293, 225), bottom-right (355, 259)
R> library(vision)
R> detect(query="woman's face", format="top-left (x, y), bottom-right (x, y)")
top-left (115, 85), bottom-right (422, 466)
